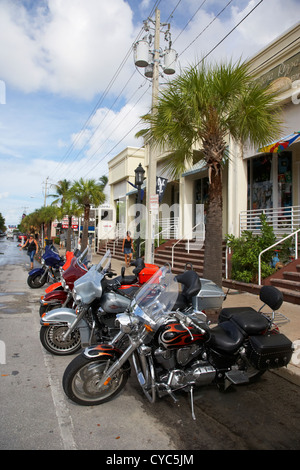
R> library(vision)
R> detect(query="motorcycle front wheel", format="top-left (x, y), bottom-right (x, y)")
top-left (40, 325), bottom-right (81, 355)
top-left (63, 354), bottom-right (129, 406)
top-left (27, 272), bottom-right (47, 288)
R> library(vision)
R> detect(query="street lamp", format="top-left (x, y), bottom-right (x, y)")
top-left (134, 163), bottom-right (145, 258)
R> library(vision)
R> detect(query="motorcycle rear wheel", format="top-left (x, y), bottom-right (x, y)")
top-left (63, 354), bottom-right (129, 406)
top-left (27, 273), bottom-right (47, 288)
top-left (40, 325), bottom-right (81, 355)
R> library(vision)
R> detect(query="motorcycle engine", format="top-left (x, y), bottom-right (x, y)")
top-left (154, 346), bottom-right (216, 389)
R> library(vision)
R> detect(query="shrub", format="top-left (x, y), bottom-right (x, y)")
top-left (226, 213), bottom-right (276, 283)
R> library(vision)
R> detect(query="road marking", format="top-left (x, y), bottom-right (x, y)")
top-left (41, 348), bottom-right (77, 450)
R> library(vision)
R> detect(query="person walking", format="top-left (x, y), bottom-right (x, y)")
top-left (122, 231), bottom-right (134, 267)
top-left (20, 233), bottom-right (39, 270)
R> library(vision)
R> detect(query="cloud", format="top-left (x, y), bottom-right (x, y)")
top-left (0, 0), bottom-right (135, 99)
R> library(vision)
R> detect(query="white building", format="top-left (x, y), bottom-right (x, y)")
top-left (106, 23), bottom-right (300, 259)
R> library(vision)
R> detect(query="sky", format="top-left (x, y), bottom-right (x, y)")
top-left (0, 0), bottom-right (299, 226)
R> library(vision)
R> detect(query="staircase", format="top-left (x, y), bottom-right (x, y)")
top-left (154, 239), bottom-right (204, 275)
top-left (223, 259), bottom-right (300, 305)
top-left (263, 259), bottom-right (300, 305)
top-left (98, 239), bottom-right (124, 261)
top-left (98, 238), bottom-right (226, 277)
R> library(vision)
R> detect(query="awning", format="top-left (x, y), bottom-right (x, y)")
top-left (182, 160), bottom-right (207, 177)
top-left (258, 132), bottom-right (300, 153)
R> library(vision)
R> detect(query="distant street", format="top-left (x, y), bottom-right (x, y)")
top-left (0, 237), bottom-right (300, 452)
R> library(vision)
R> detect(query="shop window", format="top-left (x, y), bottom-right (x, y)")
top-left (278, 152), bottom-right (292, 208)
top-left (247, 152), bottom-right (292, 211)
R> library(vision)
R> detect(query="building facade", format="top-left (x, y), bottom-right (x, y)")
top-left (107, 23), bottom-right (300, 257)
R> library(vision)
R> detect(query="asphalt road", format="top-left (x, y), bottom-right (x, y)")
top-left (0, 236), bottom-right (300, 453)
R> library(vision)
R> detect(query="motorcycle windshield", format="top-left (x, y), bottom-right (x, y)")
top-left (73, 250), bottom-right (112, 304)
top-left (132, 265), bottom-right (178, 330)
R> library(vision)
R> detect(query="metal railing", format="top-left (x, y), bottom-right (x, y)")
top-left (258, 228), bottom-right (300, 285)
top-left (171, 222), bottom-right (204, 267)
top-left (240, 205), bottom-right (300, 236)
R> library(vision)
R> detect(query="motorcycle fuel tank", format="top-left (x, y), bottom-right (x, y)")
top-left (158, 320), bottom-right (206, 349)
top-left (100, 291), bottom-right (131, 314)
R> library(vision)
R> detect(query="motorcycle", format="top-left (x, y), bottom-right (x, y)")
top-left (39, 247), bottom-right (89, 316)
top-left (27, 244), bottom-right (66, 288)
top-left (39, 252), bottom-right (159, 317)
top-left (39, 250), bottom-right (138, 355)
top-left (62, 265), bottom-right (293, 419)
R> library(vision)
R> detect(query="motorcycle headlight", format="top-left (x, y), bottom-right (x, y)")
top-left (41, 259), bottom-right (45, 266)
top-left (72, 288), bottom-right (82, 305)
top-left (61, 278), bottom-right (66, 288)
top-left (116, 313), bottom-right (137, 333)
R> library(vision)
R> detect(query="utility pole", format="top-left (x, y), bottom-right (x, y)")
top-left (43, 176), bottom-right (49, 206)
top-left (145, 8), bottom-right (160, 263)
top-left (133, 8), bottom-right (177, 263)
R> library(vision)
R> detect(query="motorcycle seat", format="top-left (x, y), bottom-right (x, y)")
top-left (113, 274), bottom-right (138, 285)
top-left (208, 321), bottom-right (245, 354)
top-left (219, 307), bottom-right (269, 335)
top-left (175, 270), bottom-right (201, 299)
top-left (120, 275), bottom-right (138, 285)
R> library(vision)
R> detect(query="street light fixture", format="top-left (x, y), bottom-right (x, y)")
top-left (134, 163), bottom-right (145, 258)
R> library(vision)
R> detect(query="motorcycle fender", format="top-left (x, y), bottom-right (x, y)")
top-left (40, 307), bottom-right (77, 326)
top-left (83, 343), bottom-right (126, 361)
top-left (29, 267), bottom-right (44, 277)
top-left (45, 282), bottom-right (62, 294)
top-left (42, 290), bottom-right (68, 303)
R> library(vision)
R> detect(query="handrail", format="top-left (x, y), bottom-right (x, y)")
top-left (171, 222), bottom-right (203, 267)
top-left (258, 228), bottom-right (300, 285)
top-left (139, 224), bottom-right (177, 254)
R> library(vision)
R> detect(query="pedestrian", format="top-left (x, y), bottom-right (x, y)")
top-left (59, 232), bottom-right (65, 248)
top-left (122, 231), bottom-right (134, 267)
top-left (20, 233), bottom-right (39, 270)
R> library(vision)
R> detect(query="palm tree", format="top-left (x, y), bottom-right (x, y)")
top-left (136, 60), bottom-right (282, 286)
top-left (58, 201), bottom-right (83, 251)
top-left (49, 179), bottom-right (72, 206)
top-left (70, 178), bottom-right (107, 250)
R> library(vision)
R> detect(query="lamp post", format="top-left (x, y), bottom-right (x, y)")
top-left (134, 163), bottom-right (145, 258)
top-left (133, 8), bottom-right (177, 263)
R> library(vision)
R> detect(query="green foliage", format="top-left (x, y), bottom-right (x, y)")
top-left (226, 214), bottom-right (277, 283)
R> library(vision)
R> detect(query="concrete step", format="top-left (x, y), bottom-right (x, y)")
top-left (270, 278), bottom-right (300, 292)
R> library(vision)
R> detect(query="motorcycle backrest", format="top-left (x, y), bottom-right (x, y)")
top-left (131, 258), bottom-right (146, 275)
top-left (175, 270), bottom-right (201, 299)
top-left (259, 285), bottom-right (283, 311)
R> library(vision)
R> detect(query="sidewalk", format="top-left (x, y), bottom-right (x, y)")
top-left (74, 250), bottom-right (300, 387)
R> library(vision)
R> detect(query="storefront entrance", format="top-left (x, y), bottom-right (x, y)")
top-left (247, 151), bottom-right (292, 211)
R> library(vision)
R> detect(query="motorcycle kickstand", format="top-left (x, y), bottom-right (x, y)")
top-left (189, 386), bottom-right (196, 421)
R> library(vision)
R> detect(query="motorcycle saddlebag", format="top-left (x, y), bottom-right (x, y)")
top-left (247, 333), bottom-right (293, 370)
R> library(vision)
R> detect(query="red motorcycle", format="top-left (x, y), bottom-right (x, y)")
top-left (39, 250), bottom-right (159, 316)
top-left (39, 249), bottom-right (89, 316)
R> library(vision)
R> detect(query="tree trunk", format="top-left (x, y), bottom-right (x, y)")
top-left (203, 168), bottom-right (223, 287)
top-left (66, 216), bottom-right (72, 252)
top-left (81, 205), bottom-right (90, 251)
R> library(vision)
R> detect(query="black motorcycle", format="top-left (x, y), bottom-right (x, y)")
top-left (62, 266), bottom-right (293, 418)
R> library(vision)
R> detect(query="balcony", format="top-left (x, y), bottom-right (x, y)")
top-left (239, 205), bottom-right (300, 237)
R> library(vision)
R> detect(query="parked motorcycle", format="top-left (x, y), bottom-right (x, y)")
top-left (62, 265), bottom-right (293, 418)
top-left (39, 247), bottom-right (89, 316)
top-left (39, 252), bottom-right (159, 317)
top-left (27, 244), bottom-right (65, 288)
top-left (39, 251), bottom-right (138, 355)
